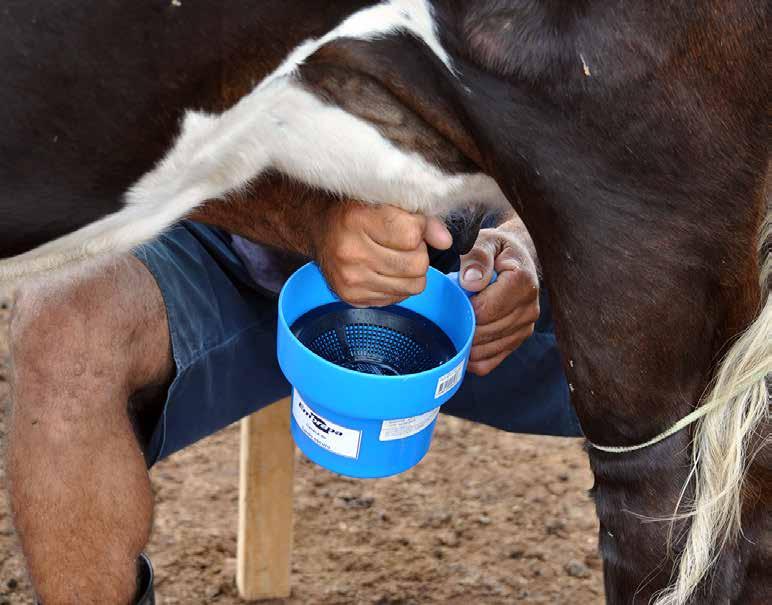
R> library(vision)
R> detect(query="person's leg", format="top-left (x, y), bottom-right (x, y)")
top-left (7, 255), bottom-right (173, 604)
top-left (133, 221), bottom-right (291, 464)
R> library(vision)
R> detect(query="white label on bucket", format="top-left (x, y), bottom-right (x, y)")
top-left (292, 390), bottom-right (362, 460)
top-left (379, 407), bottom-right (440, 442)
top-left (434, 360), bottom-right (465, 398)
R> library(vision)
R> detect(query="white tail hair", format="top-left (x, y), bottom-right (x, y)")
top-left (653, 205), bottom-right (771, 604)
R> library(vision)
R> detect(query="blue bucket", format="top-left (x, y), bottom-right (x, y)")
top-left (277, 263), bottom-right (477, 478)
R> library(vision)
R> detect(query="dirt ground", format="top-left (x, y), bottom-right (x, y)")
top-left (0, 292), bottom-right (604, 604)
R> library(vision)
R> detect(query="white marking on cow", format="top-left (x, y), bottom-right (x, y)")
top-left (0, 0), bottom-right (507, 281)
top-left (580, 53), bottom-right (591, 77)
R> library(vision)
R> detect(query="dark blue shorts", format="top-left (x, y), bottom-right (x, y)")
top-left (133, 222), bottom-right (581, 466)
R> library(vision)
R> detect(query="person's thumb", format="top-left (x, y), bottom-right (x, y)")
top-left (423, 216), bottom-right (453, 251)
top-left (459, 239), bottom-right (496, 292)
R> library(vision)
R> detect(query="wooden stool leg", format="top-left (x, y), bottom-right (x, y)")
top-left (237, 397), bottom-right (294, 600)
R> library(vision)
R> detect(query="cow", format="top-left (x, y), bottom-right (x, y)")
top-left (0, 2), bottom-right (768, 603)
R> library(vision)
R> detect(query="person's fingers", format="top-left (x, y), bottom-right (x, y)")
top-left (472, 310), bottom-right (530, 346)
top-left (332, 265), bottom-right (427, 302)
top-left (491, 241), bottom-right (526, 272)
top-left (423, 216), bottom-right (453, 251)
top-left (473, 284), bottom-right (540, 337)
top-left (330, 275), bottom-right (411, 307)
top-left (467, 350), bottom-right (510, 377)
top-left (472, 269), bottom-right (538, 324)
top-left (366, 206), bottom-right (427, 251)
top-left (470, 326), bottom-right (534, 362)
top-left (367, 210), bottom-right (451, 252)
top-left (344, 291), bottom-right (406, 308)
top-left (459, 238), bottom-right (496, 292)
top-left (366, 272), bottom-right (428, 298)
top-left (369, 242), bottom-right (431, 278)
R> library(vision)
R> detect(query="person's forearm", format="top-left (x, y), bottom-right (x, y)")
top-left (187, 174), bottom-right (334, 257)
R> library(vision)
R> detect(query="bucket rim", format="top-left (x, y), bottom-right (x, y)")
top-left (277, 262), bottom-right (475, 383)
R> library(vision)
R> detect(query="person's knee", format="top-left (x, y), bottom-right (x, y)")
top-left (12, 272), bottom-right (123, 384)
top-left (9, 257), bottom-right (172, 422)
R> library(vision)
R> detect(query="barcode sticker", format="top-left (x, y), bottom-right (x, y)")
top-left (379, 407), bottom-right (440, 441)
top-left (434, 361), bottom-right (465, 398)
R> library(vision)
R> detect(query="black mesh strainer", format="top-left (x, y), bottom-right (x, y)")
top-left (291, 302), bottom-right (457, 376)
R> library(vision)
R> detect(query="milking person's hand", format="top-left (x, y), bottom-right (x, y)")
top-left (315, 201), bottom-right (453, 307)
top-left (459, 218), bottom-right (540, 376)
